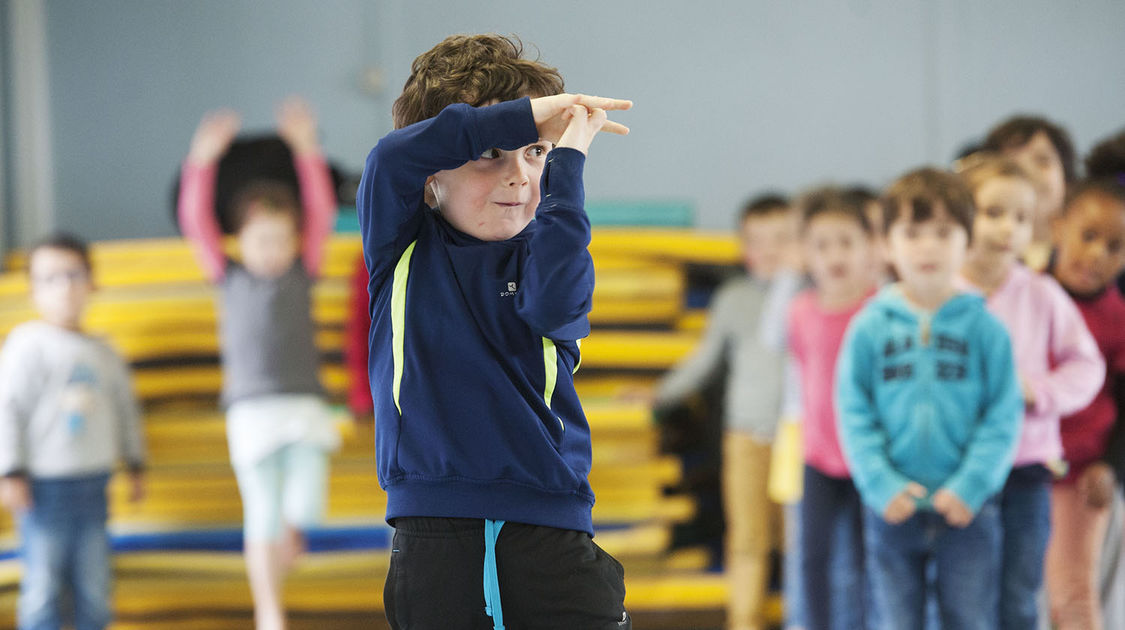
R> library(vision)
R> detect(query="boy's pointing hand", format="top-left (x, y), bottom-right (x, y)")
top-left (531, 94), bottom-right (632, 149)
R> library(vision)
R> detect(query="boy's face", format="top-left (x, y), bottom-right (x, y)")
top-left (1052, 192), bottom-right (1125, 295)
top-left (886, 202), bottom-right (968, 300)
top-left (29, 247), bottom-right (92, 330)
top-left (803, 212), bottom-right (874, 298)
top-left (1004, 131), bottom-right (1067, 235)
top-left (238, 207), bottom-right (301, 279)
top-left (969, 176), bottom-right (1036, 265)
top-left (427, 142), bottom-right (552, 241)
top-left (739, 210), bottom-right (795, 278)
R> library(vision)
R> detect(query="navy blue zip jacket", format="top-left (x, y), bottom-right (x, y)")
top-left (356, 98), bottom-right (598, 535)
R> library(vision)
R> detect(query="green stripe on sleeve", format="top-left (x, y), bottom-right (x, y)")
top-left (542, 338), bottom-right (558, 407)
top-left (543, 338), bottom-right (564, 433)
top-left (391, 240), bottom-right (418, 415)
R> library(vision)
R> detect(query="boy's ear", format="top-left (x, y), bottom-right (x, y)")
top-left (423, 175), bottom-right (437, 208)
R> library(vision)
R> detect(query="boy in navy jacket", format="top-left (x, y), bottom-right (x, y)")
top-left (356, 34), bottom-right (632, 629)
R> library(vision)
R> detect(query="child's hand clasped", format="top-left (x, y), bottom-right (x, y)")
top-left (933, 488), bottom-right (974, 528)
top-left (883, 481), bottom-right (927, 524)
top-left (530, 94), bottom-right (632, 155)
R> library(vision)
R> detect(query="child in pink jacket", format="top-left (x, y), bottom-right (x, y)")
top-left (957, 154), bottom-right (1104, 630)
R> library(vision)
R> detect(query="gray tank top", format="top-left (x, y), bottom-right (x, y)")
top-left (219, 262), bottom-right (323, 406)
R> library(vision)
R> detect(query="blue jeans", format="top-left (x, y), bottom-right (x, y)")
top-left (998, 465), bottom-right (1052, 630)
top-left (864, 498), bottom-right (1002, 630)
top-left (800, 466), bottom-right (873, 630)
top-left (18, 473), bottom-right (112, 630)
top-left (784, 502), bottom-right (806, 628)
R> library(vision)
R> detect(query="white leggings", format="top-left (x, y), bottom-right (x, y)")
top-left (233, 441), bottom-right (330, 542)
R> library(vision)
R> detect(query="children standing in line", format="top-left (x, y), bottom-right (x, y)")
top-left (0, 234), bottom-right (147, 630)
top-left (836, 168), bottom-right (1023, 630)
top-left (1043, 178), bottom-right (1125, 630)
top-left (178, 97), bottom-right (340, 630)
top-left (982, 116), bottom-right (1078, 272)
top-left (655, 195), bottom-right (798, 630)
top-left (785, 187), bottom-right (879, 630)
top-left (357, 34), bottom-right (633, 628)
top-left (956, 155), bottom-right (1104, 630)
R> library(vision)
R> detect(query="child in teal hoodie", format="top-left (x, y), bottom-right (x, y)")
top-left (835, 168), bottom-right (1023, 630)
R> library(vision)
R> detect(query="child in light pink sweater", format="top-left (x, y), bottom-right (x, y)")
top-left (957, 154), bottom-right (1104, 630)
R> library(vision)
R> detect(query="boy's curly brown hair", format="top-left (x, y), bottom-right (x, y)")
top-left (392, 34), bottom-right (564, 129)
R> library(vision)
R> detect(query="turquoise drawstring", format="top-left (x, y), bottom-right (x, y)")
top-left (483, 519), bottom-right (506, 630)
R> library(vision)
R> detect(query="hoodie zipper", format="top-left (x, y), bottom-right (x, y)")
top-left (919, 310), bottom-right (933, 507)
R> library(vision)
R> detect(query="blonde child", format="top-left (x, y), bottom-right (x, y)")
top-left (982, 116), bottom-right (1078, 272)
top-left (0, 234), bottom-right (146, 630)
top-left (177, 97), bottom-right (339, 630)
top-left (1044, 178), bottom-right (1125, 630)
top-left (957, 154), bottom-right (1104, 630)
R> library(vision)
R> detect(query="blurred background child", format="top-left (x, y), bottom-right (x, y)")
top-left (837, 168), bottom-right (1023, 630)
top-left (1084, 128), bottom-right (1125, 295)
top-left (0, 234), bottom-right (147, 630)
top-left (344, 255), bottom-right (373, 419)
top-left (654, 195), bottom-right (798, 630)
top-left (177, 97), bottom-right (339, 630)
top-left (1044, 178), bottom-right (1125, 630)
top-left (982, 116), bottom-right (1078, 272)
top-left (957, 154), bottom-right (1104, 630)
top-left (786, 186), bottom-right (880, 630)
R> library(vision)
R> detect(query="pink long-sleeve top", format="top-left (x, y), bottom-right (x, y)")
top-left (957, 264), bottom-right (1105, 468)
top-left (177, 152), bottom-right (337, 282)
top-left (788, 288), bottom-right (873, 478)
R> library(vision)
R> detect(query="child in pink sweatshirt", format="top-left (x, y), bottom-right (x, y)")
top-left (786, 187), bottom-right (880, 630)
top-left (957, 154), bottom-right (1104, 630)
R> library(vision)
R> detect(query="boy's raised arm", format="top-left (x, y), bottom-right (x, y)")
top-left (514, 146), bottom-right (595, 339)
top-left (941, 318), bottom-right (1023, 514)
top-left (514, 94), bottom-right (631, 338)
top-left (836, 318), bottom-right (914, 514)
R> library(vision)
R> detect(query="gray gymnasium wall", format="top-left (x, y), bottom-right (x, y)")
top-left (7, 0), bottom-right (1125, 242)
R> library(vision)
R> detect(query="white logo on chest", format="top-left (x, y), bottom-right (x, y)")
top-left (499, 281), bottom-right (518, 298)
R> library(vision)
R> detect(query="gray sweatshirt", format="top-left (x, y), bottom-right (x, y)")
top-left (0, 321), bottom-right (146, 478)
top-left (656, 273), bottom-right (798, 440)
